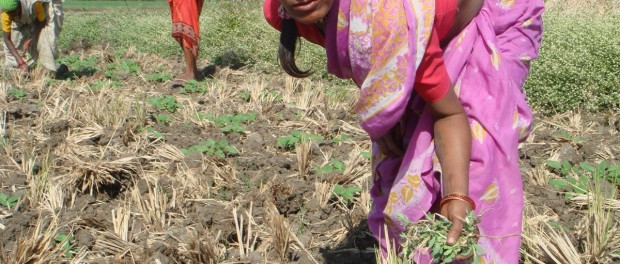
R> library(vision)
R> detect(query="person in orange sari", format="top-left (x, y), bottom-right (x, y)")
top-left (168, 0), bottom-right (203, 87)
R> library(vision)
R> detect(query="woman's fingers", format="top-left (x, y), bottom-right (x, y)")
top-left (446, 215), bottom-right (464, 245)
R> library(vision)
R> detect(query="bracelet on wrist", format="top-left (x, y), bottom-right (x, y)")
top-left (440, 192), bottom-right (476, 211)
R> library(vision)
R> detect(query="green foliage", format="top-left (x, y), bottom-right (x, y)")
top-left (547, 160), bottom-right (620, 198)
top-left (145, 72), bottom-right (173, 83)
top-left (197, 112), bottom-right (256, 133)
top-left (0, 193), bottom-right (19, 209)
top-left (55, 232), bottom-right (77, 258)
top-left (87, 80), bottom-right (120, 91)
top-left (179, 80), bottom-right (207, 94)
top-left (57, 54), bottom-right (100, 72)
top-left (105, 59), bottom-right (140, 80)
top-left (551, 130), bottom-right (585, 143)
top-left (400, 212), bottom-right (483, 264)
top-left (181, 140), bottom-right (239, 158)
top-left (314, 159), bottom-right (346, 174)
top-left (276, 131), bottom-right (324, 150)
top-left (524, 12), bottom-right (620, 114)
top-left (360, 151), bottom-right (372, 159)
top-left (238, 90), bottom-right (251, 102)
top-left (331, 184), bottom-right (361, 205)
top-left (330, 134), bottom-right (351, 144)
top-left (154, 114), bottom-right (173, 125)
top-left (147, 96), bottom-right (182, 113)
top-left (8, 88), bottom-right (26, 101)
top-left (145, 127), bottom-right (164, 139)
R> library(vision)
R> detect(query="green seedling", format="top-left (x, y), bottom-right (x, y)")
top-left (331, 184), bottom-right (361, 205)
top-left (360, 151), bottom-right (372, 159)
top-left (330, 134), bottom-right (351, 144)
top-left (399, 212), bottom-right (483, 264)
top-left (154, 114), bottom-right (173, 125)
top-left (55, 232), bottom-right (77, 258)
top-left (181, 140), bottom-right (239, 158)
top-left (547, 160), bottom-right (620, 198)
top-left (197, 112), bottom-right (256, 133)
top-left (145, 127), bottom-right (164, 139)
top-left (8, 88), bottom-right (26, 101)
top-left (552, 129), bottom-right (585, 143)
top-left (145, 72), bottom-right (173, 83)
top-left (0, 193), bottom-right (19, 209)
top-left (238, 90), bottom-right (251, 102)
top-left (276, 131), bottom-right (324, 150)
top-left (314, 159), bottom-right (346, 174)
top-left (147, 96), bottom-right (182, 113)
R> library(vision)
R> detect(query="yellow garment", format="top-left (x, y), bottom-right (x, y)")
top-left (1, 2), bottom-right (45, 33)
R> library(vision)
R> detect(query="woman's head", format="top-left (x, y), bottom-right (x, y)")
top-left (278, 0), bottom-right (334, 24)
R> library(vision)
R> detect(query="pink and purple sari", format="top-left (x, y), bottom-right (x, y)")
top-left (322, 0), bottom-right (544, 262)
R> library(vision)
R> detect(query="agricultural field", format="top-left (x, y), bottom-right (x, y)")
top-left (0, 0), bottom-right (619, 263)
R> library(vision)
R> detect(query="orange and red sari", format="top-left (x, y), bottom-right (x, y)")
top-left (168, 0), bottom-right (204, 56)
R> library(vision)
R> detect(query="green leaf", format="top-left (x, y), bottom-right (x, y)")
top-left (546, 160), bottom-right (562, 169)
top-left (360, 151), bottom-right (372, 159)
top-left (548, 179), bottom-right (569, 189)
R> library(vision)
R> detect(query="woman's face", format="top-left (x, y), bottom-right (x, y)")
top-left (278, 0), bottom-right (334, 25)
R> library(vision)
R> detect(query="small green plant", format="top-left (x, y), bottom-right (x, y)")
top-left (145, 127), bottom-right (164, 139)
top-left (552, 129), bottom-right (585, 143)
top-left (55, 232), bottom-right (77, 258)
top-left (547, 160), bottom-right (620, 198)
top-left (331, 184), bottom-right (361, 205)
top-left (276, 131), bottom-right (324, 150)
top-left (0, 192), bottom-right (19, 209)
top-left (330, 134), bottom-right (351, 144)
top-left (147, 96), bottom-right (182, 113)
top-left (179, 80), bottom-right (207, 94)
top-left (238, 90), bottom-right (251, 102)
top-left (314, 159), bottom-right (346, 174)
top-left (154, 114), bottom-right (173, 125)
top-left (360, 151), bottom-right (372, 159)
top-left (8, 88), bottom-right (26, 101)
top-left (399, 212), bottom-right (483, 264)
top-left (181, 140), bottom-right (239, 158)
top-left (197, 112), bottom-right (256, 133)
top-left (145, 72), bottom-right (173, 83)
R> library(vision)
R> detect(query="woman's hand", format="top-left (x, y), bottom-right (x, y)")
top-left (375, 123), bottom-right (404, 158)
top-left (440, 199), bottom-right (475, 260)
top-left (19, 62), bottom-right (30, 77)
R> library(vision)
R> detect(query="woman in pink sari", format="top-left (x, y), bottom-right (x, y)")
top-left (265, 0), bottom-right (543, 262)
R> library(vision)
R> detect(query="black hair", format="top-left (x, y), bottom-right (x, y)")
top-left (278, 19), bottom-right (312, 78)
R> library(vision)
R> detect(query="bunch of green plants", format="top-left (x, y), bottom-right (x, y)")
top-left (0, 192), bottom-right (19, 209)
top-left (145, 72), bottom-right (173, 83)
top-left (276, 131), bottom-right (324, 150)
top-left (181, 140), bottom-right (239, 158)
top-left (7, 88), bottom-right (26, 101)
top-left (399, 212), bottom-right (483, 264)
top-left (547, 160), bottom-right (619, 198)
top-left (55, 232), bottom-right (77, 258)
top-left (331, 184), bottom-right (361, 205)
top-left (154, 114), bottom-right (173, 125)
top-left (197, 112), bottom-right (256, 133)
top-left (314, 159), bottom-right (345, 174)
top-left (57, 54), bottom-right (100, 72)
top-left (147, 96), bottom-right (182, 113)
top-left (179, 80), bottom-right (208, 94)
top-left (105, 59), bottom-right (140, 80)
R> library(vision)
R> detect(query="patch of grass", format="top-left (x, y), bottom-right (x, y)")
top-left (154, 113), bottom-right (173, 125)
top-left (145, 72), bottom-right (173, 83)
top-left (179, 80), bottom-right (208, 94)
top-left (105, 59), bottom-right (140, 80)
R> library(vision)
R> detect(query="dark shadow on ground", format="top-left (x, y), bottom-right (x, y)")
top-left (320, 219), bottom-right (377, 264)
